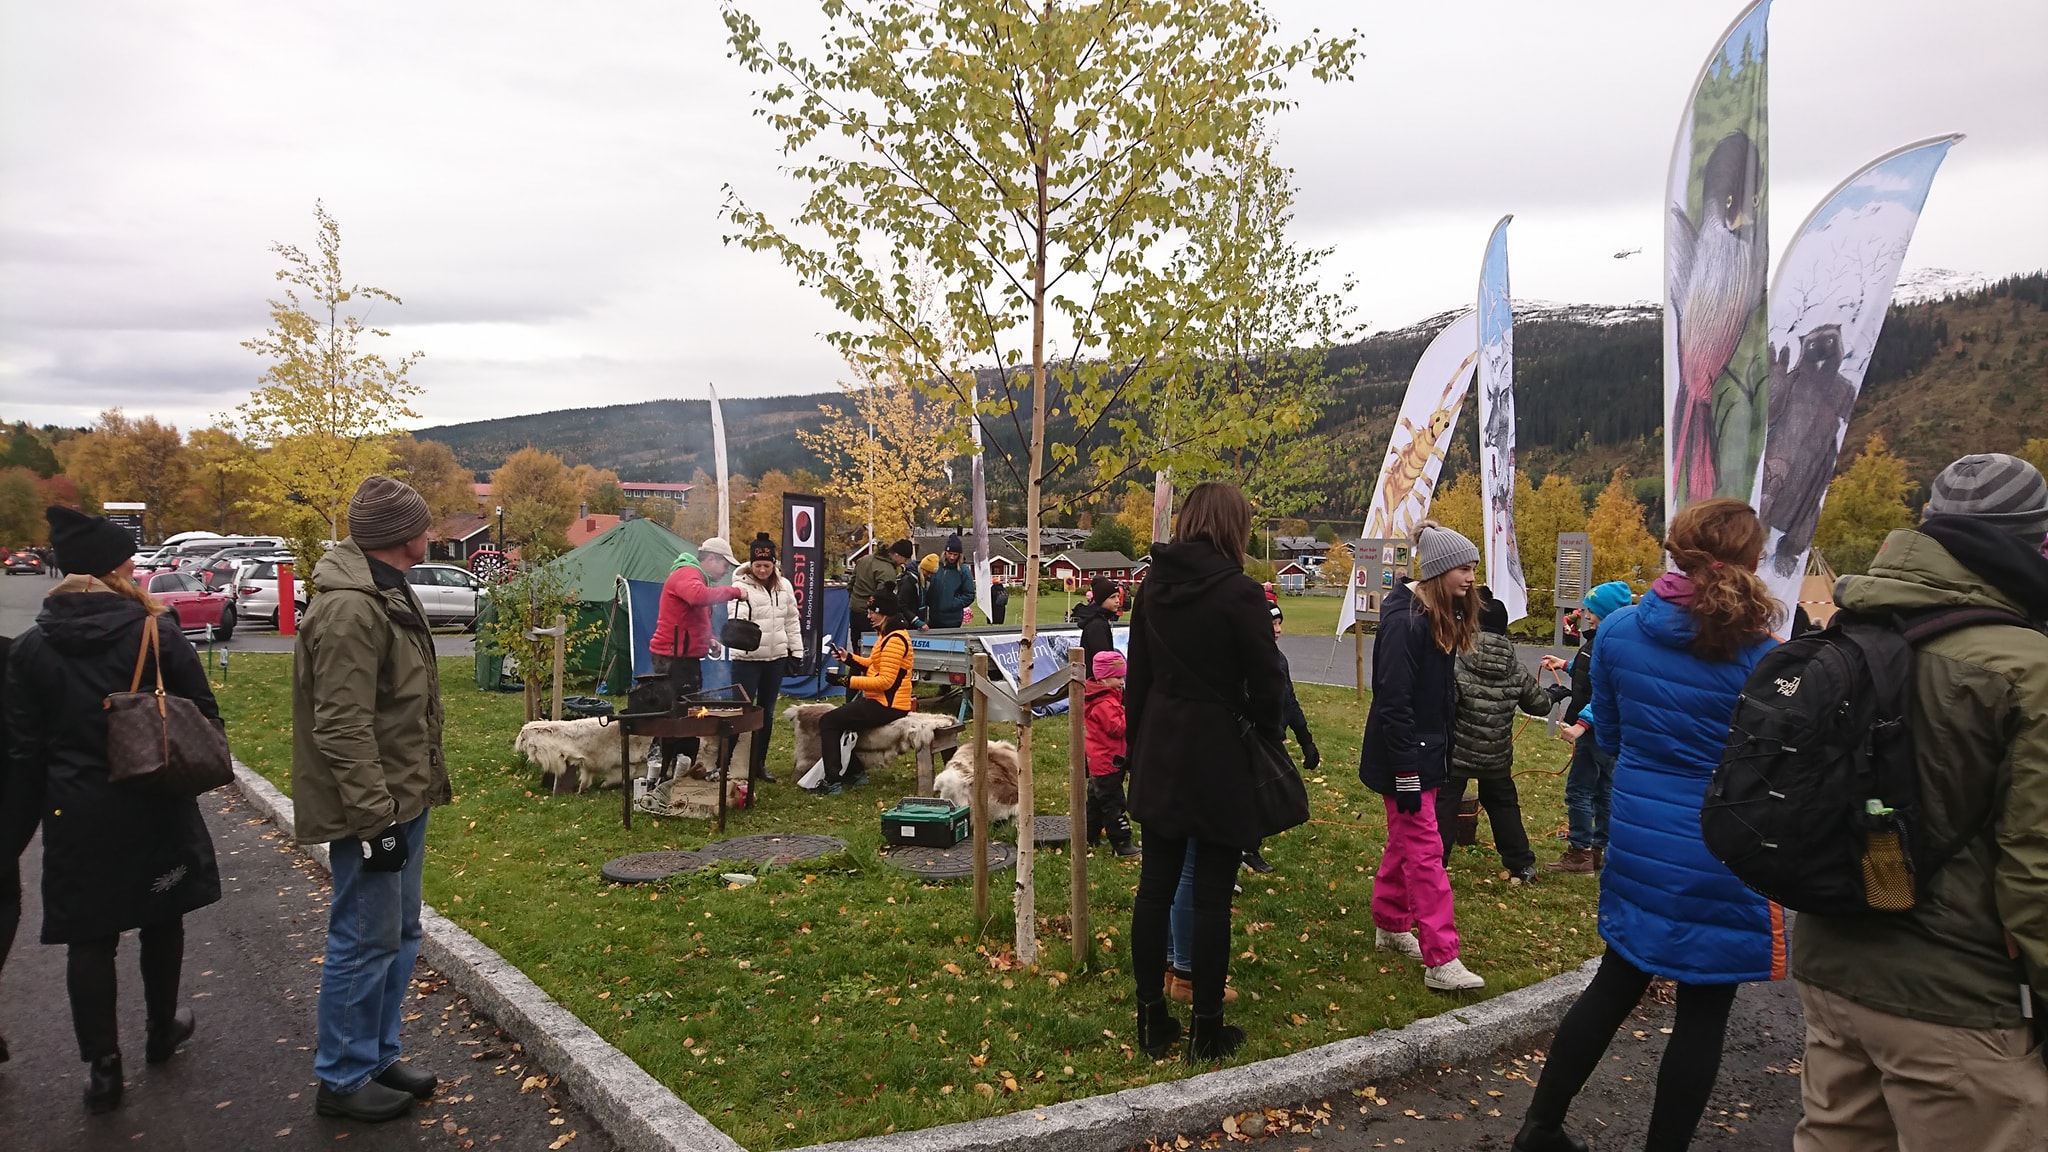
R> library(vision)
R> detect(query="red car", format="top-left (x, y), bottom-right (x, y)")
top-left (143, 570), bottom-right (239, 640)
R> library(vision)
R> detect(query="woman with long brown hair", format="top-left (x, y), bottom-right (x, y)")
top-left (1125, 482), bottom-right (1290, 1061)
top-left (5, 507), bottom-right (222, 1112)
top-left (1359, 521), bottom-right (1487, 992)
top-left (1513, 498), bottom-right (1779, 1152)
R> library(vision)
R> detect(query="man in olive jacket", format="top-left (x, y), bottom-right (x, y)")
top-left (292, 477), bottom-right (449, 1124)
top-left (1792, 454), bottom-right (2048, 1150)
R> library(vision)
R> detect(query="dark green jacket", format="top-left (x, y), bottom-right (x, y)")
top-left (290, 541), bottom-right (449, 843)
top-left (1791, 529), bottom-right (2048, 1030)
top-left (1451, 632), bottom-right (1553, 779)
top-left (846, 553), bottom-right (898, 607)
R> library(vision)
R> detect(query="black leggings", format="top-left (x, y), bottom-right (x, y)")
top-left (728, 659), bottom-right (787, 778)
top-left (1525, 950), bottom-right (1738, 1151)
top-left (1436, 775), bottom-right (1535, 872)
top-left (1131, 835), bottom-right (1239, 1017)
top-left (817, 697), bottom-right (906, 783)
top-left (67, 919), bottom-right (186, 1062)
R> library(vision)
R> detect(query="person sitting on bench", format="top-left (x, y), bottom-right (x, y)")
top-left (816, 585), bottom-right (916, 794)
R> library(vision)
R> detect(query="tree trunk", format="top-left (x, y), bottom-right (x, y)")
top-left (1014, 143), bottom-right (1051, 968)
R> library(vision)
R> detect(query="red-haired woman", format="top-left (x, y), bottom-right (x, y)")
top-left (1514, 498), bottom-right (1780, 1152)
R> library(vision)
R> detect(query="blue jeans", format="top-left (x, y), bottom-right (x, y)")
top-left (316, 810), bottom-right (428, 1093)
top-left (1167, 841), bottom-right (1197, 972)
top-left (1563, 735), bottom-right (1615, 851)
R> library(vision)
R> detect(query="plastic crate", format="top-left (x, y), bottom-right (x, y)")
top-left (881, 797), bottom-right (971, 848)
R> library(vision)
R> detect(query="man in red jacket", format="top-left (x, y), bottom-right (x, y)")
top-left (649, 537), bottom-right (746, 771)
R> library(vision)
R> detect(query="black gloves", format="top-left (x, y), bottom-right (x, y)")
top-left (1301, 742), bottom-right (1320, 773)
top-left (360, 824), bottom-right (408, 873)
top-left (824, 666), bottom-right (849, 687)
top-left (1392, 773), bottom-right (1422, 815)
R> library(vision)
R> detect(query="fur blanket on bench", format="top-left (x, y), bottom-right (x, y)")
top-left (514, 717), bottom-right (651, 791)
top-left (783, 704), bottom-right (958, 774)
top-left (931, 740), bottom-right (1022, 823)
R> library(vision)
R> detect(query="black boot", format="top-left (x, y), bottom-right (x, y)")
top-left (1510, 1116), bottom-right (1588, 1152)
top-left (1135, 997), bottom-right (1182, 1059)
top-left (1241, 849), bottom-right (1274, 874)
top-left (1187, 1011), bottom-right (1245, 1061)
top-left (85, 1055), bottom-right (123, 1114)
top-left (145, 1006), bottom-right (195, 1064)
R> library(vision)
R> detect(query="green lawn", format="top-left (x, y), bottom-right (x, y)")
top-left (215, 655), bottom-right (1598, 1149)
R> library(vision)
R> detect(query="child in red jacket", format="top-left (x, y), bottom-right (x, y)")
top-left (1083, 650), bottom-right (1140, 858)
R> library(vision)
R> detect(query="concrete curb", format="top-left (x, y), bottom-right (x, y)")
top-left (788, 958), bottom-right (1600, 1152)
top-left (231, 762), bottom-right (746, 1152)
top-left (233, 765), bottom-right (1596, 1152)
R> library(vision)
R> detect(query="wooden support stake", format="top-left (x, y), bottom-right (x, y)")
top-left (1066, 645), bottom-right (1089, 969)
top-left (971, 652), bottom-right (991, 924)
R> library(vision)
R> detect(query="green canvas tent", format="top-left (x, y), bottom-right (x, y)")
top-left (475, 517), bottom-right (687, 693)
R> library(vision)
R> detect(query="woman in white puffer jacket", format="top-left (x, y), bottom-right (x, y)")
top-left (729, 534), bottom-right (806, 783)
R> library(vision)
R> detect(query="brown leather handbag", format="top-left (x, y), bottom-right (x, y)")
top-left (104, 615), bottom-right (233, 795)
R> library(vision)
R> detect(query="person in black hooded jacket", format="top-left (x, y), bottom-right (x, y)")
top-left (5, 507), bottom-right (222, 1112)
top-left (1125, 482), bottom-right (1288, 1063)
top-left (1071, 576), bottom-right (1123, 667)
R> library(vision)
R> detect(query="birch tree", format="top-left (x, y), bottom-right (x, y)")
top-left (724, 0), bottom-right (1356, 964)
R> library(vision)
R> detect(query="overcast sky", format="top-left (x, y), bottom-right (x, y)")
top-left (2, 0), bottom-right (2042, 433)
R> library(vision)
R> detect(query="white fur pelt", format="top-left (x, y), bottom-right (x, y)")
top-left (784, 703), bottom-right (958, 773)
top-left (932, 740), bottom-right (1022, 823)
top-left (513, 718), bottom-right (651, 791)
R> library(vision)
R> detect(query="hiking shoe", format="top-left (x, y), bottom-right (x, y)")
top-left (848, 772), bottom-right (869, 788)
top-left (374, 1060), bottom-right (438, 1101)
top-left (1510, 864), bottom-right (1541, 886)
top-left (1511, 1116), bottom-right (1590, 1152)
top-left (144, 1006), bottom-right (195, 1064)
top-left (1113, 840), bottom-right (1142, 859)
top-left (316, 1080), bottom-right (417, 1123)
top-left (1424, 957), bottom-right (1485, 992)
top-left (1545, 847), bottom-right (1597, 874)
top-left (820, 783), bottom-right (844, 796)
top-left (1241, 849), bottom-right (1275, 874)
top-left (1374, 928), bottom-right (1424, 961)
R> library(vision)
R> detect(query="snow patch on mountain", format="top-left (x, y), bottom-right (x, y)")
top-left (1891, 267), bottom-right (1990, 305)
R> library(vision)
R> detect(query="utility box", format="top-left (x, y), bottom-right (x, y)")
top-left (881, 797), bottom-right (971, 848)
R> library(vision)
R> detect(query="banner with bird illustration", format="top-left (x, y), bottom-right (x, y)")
top-left (1477, 216), bottom-right (1528, 623)
top-left (1665, 0), bottom-right (1771, 522)
top-left (1753, 134), bottom-right (1961, 627)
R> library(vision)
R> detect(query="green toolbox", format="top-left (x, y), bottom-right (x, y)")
top-left (881, 797), bottom-right (971, 848)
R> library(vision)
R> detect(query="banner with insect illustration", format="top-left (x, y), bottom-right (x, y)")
top-left (1477, 215), bottom-right (1529, 623)
top-left (1753, 134), bottom-right (1960, 629)
top-left (1665, 0), bottom-right (1771, 521)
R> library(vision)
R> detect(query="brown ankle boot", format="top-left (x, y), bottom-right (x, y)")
top-left (1545, 847), bottom-right (1597, 874)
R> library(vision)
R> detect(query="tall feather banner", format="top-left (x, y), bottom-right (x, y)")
top-left (709, 383), bottom-right (731, 542)
top-left (1754, 134), bottom-right (1961, 627)
top-left (1477, 216), bottom-right (1528, 622)
top-left (1665, 0), bottom-right (1771, 521)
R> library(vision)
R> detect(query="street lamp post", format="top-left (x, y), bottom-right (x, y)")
top-left (495, 505), bottom-right (504, 551)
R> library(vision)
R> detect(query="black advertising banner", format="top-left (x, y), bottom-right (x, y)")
top-left (784, 492), bottom-right (827, 677)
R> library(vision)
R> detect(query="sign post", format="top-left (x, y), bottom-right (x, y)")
top-left (102, 502), bottom-right (146, 549)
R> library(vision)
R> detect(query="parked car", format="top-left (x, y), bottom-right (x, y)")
top-left (404, 562), bottom-right (485, 629)
top-left (6, 551), bottom-right (45, 575)
top-left (195, 545), bottom-right (297, 592)
top-left (231, 556), bottom-right (308, 629)
top-left (144, 570), bottom-right (237, 639)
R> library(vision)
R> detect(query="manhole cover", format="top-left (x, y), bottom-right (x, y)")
top-left (880, 838), bottom-right (1017, 880)
top-left (600, 850), bottom-right (709, 884)
top-left (699, 833), bottom-right (848, 867)
top-left (1031, 815), bottom-right (1072, 846)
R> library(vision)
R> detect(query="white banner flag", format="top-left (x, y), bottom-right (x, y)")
top-left (1754, 134), bottom-right (1961, 628)
top-left (709, 383), bottom-right (731, 542)
top-left (1477, 215), bottom-right (1528, 622)
top-left (1362, 310), bottom-right (1479, 543)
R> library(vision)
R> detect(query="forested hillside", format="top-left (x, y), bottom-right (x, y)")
top-left (417, 274), bottom-right (2047, 520)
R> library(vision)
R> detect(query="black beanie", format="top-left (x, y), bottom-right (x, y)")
top-left (47, 505), bottom-right (135, 577)
top-left (1090, 575), bottom-right (1119, 604)
top-left (749, 533), bottom-right (776, 562)
top-left (867, 583), bottom-right (902, 617)
top-left (1477, 587), bottom-right (1510, 636)
top-left (889, 538), bottom-right (914, 560)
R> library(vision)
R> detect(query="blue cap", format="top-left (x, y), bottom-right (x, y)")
top-left (1582, 581), bottom-right (1633, 621)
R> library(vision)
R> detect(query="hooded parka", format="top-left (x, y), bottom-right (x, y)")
top-left (1124, 541), bottom-right (1289, 851)
top-left (1451, 632), bottom-right (1553, 779)
top-left (1359, 581), bottom-right (1459, 796)
top-left (5, 582), bottom-right (223, 943)
top-left (290, 540), bottom-right (449, 845)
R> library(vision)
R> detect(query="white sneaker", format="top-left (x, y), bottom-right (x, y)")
top-left (1374, 928), bottom-right (1424, 961)
top-left (1424, 957), bottom-right (1485, 992)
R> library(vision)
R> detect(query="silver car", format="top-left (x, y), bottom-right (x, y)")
top-left (402, 563), bottom-right (485, 629)
top-left (231, 556), bottom-right (308, 629)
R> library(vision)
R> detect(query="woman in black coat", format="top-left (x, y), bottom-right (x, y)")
top-left (1125, 482), bottom-right (1288, 1062)
top-left (5, 508), bottom-right (222, 1111)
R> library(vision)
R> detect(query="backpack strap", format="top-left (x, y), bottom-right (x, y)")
top-left (1897, 606), bottom-right (2033, 645)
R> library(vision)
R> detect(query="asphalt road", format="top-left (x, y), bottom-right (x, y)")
top-left (0, 786), bottom-right (611, 1152)
top-left (1279, 633), bottom-right (1570, 691)
top-left (0, 573), bottom-right (475, 656)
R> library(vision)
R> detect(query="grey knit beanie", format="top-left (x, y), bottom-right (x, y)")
top-left (1923, 453), bottom-right (2048, 539)
top-left (1414, 520), bottom-right (1481, 581)
top-left (347, 476), bottom-right (433, 550)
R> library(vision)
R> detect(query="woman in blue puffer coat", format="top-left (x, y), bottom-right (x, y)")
top-left (1514, 498), bottom-right (1780, 1152)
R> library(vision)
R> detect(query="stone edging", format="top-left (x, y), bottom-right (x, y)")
top-left (234, 761), bottom-right (1596, 1152)
top-left (230, 761), bottom-right (746, 1152)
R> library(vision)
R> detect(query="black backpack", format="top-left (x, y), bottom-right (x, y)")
top-left (1702, 606), bottom-right (2025, 917)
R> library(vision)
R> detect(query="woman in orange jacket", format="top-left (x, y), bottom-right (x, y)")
top-left (815, 584), bottom-right (916, 794)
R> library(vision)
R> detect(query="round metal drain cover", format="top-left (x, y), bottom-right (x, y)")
top-left (1031, 815), bottom-right (1072, 846)
top-left (880, 838), bottom-right (1017, 880)
top-left (600, 850), bottom-right (709, 884)
top-left (699, 833), bottom-right (848, 867)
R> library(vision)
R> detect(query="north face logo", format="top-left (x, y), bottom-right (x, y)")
top-left (1774, 676), bottom-right (1801, 697)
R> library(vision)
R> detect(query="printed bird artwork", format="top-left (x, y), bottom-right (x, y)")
top-left (1668, 130), bottom-right (1766, 505)
top-left (1758, 325), bottom-right (1859, 576)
